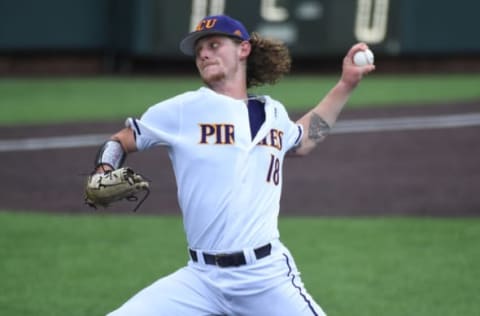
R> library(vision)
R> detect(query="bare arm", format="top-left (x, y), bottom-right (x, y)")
top-left (290, 43), bottom-right (375, 156)
top-left (111, 127), bottom-right (137, 153)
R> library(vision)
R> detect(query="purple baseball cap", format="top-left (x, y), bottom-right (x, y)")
top-left (180, 15), bottom-right (250, 56)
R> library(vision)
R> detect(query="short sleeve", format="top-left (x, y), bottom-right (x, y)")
top-left (283, 120), bottom-right (303, 152)
top-left (125, 97), bottom-right (182, 151)
top-left (267, 98), bottom-right (303, 152)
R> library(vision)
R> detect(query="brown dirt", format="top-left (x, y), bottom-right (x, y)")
top-left (1, 101), bottom-right (479, 216)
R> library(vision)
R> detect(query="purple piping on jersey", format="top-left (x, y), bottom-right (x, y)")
top-left (131, 119), bottom-right (142, 135)
top-left (283, 254), bottom-right (319, 316)
top-left (294, 125), bottom-right (303, 145)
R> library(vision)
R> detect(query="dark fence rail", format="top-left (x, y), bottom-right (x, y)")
top-left (1, 0), bottom-right (479, 74)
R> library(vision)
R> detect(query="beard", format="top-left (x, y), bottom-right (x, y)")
top-left (201, 70), bottom-right (226, 87)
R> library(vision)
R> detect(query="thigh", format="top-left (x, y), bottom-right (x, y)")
top-left (107, 266), bottom-right (225, 316)
top-left (231, 253), bottom-right (327, 316)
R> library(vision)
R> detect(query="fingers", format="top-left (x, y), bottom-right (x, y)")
top-left (346, 42), bottom-right (376, 73)
top-left (348, 42), bottom-right (369, 57)
top-left (363, 63), bottom-right (376, 73)
top-left (339, 42), bottom-right (376, 88)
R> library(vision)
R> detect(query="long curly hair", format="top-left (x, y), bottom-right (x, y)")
top-left (246, 32), bottom-right (291, 88)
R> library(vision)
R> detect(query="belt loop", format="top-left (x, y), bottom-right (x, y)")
top-left (243, 247), bottom-right (256, 265)
top-left (189, 248), bottom-right (197, 262)
top-left (189, 248), bottom-right (206, 265)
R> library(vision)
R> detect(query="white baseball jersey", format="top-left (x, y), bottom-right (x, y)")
top-left (110, 87), bottom-right (327, 316)
top-left (126, 87), bottom-right (303, 252)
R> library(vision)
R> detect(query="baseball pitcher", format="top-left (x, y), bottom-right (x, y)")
top-left (85, 14), bottom-right (375, 316)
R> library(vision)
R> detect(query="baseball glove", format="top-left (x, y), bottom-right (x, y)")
top-left (85, 167), bottom-right (150, 212)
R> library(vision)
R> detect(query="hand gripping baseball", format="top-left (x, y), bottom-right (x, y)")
top-left (341, 42), bottom-right (376, 88)
top-left (85, 167), bottom-right (150, 212)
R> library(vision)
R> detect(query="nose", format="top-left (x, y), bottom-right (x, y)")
top-left (196, 46), bottom-right (209, 60)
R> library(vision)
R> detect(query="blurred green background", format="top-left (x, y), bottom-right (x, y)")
top-left (1, 74), bottom-right (480, 126)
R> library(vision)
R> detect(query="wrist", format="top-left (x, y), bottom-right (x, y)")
top-left (337, 78), bottom-right (358, 92)
top-left (94, 164), bottom-right (113, 174)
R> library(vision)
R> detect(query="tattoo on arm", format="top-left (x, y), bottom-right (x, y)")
top-left (308, 113), bottom-right (330, 143)
top-left (288, 113), bottom-right (331, 156)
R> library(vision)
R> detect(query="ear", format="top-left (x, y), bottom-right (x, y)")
top-left (238, 41), bottom-right (251, 60)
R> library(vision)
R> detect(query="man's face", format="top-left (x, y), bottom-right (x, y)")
top-left (194, 35), bottom-right (248, 85)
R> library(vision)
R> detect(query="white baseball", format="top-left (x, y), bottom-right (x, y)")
top-left (353, 49), bottom-right (374, 66)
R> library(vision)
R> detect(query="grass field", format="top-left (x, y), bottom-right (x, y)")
top-left (1, 74), bottom-right (479, 315)
top-left (1, 73), bottom-right (480, 125)
top-left (1, 211), bottom-right (479, 316)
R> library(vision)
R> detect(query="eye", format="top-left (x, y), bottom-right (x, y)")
top-left (210, 41), bottom-right (219, 49)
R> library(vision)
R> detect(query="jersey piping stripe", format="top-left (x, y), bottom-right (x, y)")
top-left (294, 125), bottom-right (303, 145)
top-left (131, 118), bottom-right (142, 135)
top-left (282, 253), bottom-right (319, 316)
